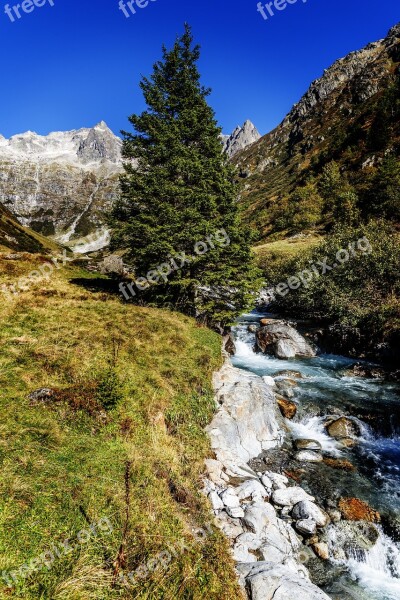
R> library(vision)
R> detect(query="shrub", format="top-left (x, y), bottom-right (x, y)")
top-left (96, 368), bottom-right (123, 410)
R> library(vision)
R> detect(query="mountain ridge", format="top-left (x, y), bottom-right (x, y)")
top-left (0, 120), bottom-right (258, 247)
top-left (233, 23), bottom-right (400, 238)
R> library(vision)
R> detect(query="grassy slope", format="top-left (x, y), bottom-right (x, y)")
top-left (233, 31), bottom-right (400, 240)
top-left (0, 204), bottom-right (59, 254)
top-left (0, 255), bottom-right (242, 600)
top-left (254, 235), bottom-right (321, 269)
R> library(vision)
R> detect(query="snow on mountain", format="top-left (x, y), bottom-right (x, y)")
top-left (0, 120), bottom-right (259, 251)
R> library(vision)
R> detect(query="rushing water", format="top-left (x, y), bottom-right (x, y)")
top-left (231, 311), bottom-right (400, 600)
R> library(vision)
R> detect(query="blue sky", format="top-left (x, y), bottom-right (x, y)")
top-left (0, 0), bottom-right (399, 138)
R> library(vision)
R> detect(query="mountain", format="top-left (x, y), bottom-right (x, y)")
top-left (233, 24), bottom-right (400, 238)
top-left (0, 122), bottom-right (122, 247)
top-left (222, 120), bottom-right (261, 157)
top-left (0, 121), bottom-right (259, 249)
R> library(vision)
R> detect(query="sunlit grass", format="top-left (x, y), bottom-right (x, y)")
top-left (0, 255), bottom-right (242, 599)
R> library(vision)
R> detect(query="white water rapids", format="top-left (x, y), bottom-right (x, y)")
top-left (231, 312), bottom-right (400, 600)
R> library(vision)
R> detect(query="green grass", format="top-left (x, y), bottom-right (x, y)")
top-left (254, 235), bottom-right (321, 273)
top-left (0, 255), bottom-right (242, 599)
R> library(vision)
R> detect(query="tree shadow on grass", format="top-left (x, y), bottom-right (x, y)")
top-left (69, 277), bottom-right (123, 296)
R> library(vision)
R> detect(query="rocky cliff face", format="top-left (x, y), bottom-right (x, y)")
top-left (0, 120), bottom-right (259, 249)
top-left (233, 23), bottom-right (400, 235)
top-left (0, 122), bottom-right (122, 247)
top-left (223, 120), bottom-right (261, 158)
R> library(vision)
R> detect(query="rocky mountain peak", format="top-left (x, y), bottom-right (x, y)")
top-left (232, 23), bottom-right (400, 236)
top-left (77, 121), bottom-right (121, 164)
top-left (386, 22), bottom-right (400, 42)
top-left (223, 120), bottom-right (261, 158)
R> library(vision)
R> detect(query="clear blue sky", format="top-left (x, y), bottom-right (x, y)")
top-left (0, 0), bottom-right (399, 138)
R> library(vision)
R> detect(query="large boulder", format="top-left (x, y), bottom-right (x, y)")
top-left (256, 321), bottom-right (316, 359)
top-left (238, 562), bottom-right (332, 600)
top-left (206, 364), bottom-right (284, 474)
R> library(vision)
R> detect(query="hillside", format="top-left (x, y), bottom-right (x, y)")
top-left (0, 122), bottom-right (122, 247)
top-left (0, 254), bottom-right (241, 599)
top-left (0, 202), bottom-right (59, 253)
top-left (234, 23), bottom-right (400, 239)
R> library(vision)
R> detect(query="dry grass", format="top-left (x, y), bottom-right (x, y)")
top-left (0, 255), bottom-right (242, 599)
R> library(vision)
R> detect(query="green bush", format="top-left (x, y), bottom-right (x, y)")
top-left (263, 221), bottom-right (400, 360)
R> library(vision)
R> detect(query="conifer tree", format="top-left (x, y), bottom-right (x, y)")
top-left (110, 25), bottom-right (260, 327)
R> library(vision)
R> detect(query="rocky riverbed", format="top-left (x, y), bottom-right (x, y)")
top-left (204, 314), bottom-right (400, 600)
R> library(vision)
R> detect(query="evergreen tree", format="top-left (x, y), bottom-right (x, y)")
top-left (110, 25), bottom-right (260, 327)
top-left (319, 161), bottom-right (360, 226)
top-left (289, 179), bottom-right (324, 231)
top-left (365, 156), bottom-right (400, 221)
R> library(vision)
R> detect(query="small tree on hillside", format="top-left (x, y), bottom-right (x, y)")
top-left (319, 161), bottom-right (360, 226)
top-left (110, 25), bottom-right (259, 327)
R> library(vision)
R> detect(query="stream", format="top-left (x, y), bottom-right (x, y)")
top-left (231, 311), bottom-right (400, 600)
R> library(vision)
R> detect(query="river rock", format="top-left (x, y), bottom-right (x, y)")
top-left (275, 370), bottom-right (304, 379)
top-left (259, 544), bottom-right (287, 564)
top-left (206, 364), bottom-right (283, 475)
top-left (292, 501), bottom-right (329, 527)
top-left (295, 439), bottom-right (322, 451)
top-left (220, 488), bottom-right (240, 509)
top-left (248, 324), bottom-right (258, 333)
top-left (216, 512), bottom-right (243, 539)
top-left (272, 487), bottom-right (314, 508)
top-left (275, 383), bottom-right (296, 399)
top-left (236, 479), bottom-right (269, 501)
top-left (338, 497), bottom-right (380, 523)
top-left (339, 438), bottom-right (357, 448)
top-left (296, 519), bottom-right (318, 536)
top-left (295, 450), bottom-right (324, 463)
top-left (226, 506), bottom-right (245, 519)
top-left (260, 474), bottom-right (273, 491)
top-left (240, 562), bottom-right (332, 600)
top-left (224, 463), bottom-right (259, 484)
top-left (265, 471), bottom-right (289, 490)
top-left (326, 521), bottom-right (380, 561)
top-left (256, 320), bottom-right (317, 359)
top-left (208, 490), bottom-right (224, 511)
top-left (327, 509), bottom-right (342, 523)
top-left (242, 501), bottom-right (277, 536)
top-left (346, 363), bottom-right (386, 379)
top-left (262, 375), bottom-right (276, 387)
top-left (326, 417), bottom-right (360, 440)
top-left (233, 532), bottom-right (260, 562)
top-left (313, 542), bottom-right (329, 560)
top-left (277, 396), bottom-right (297, 419)
top-left (323, 458), bottom-right (355, 471)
